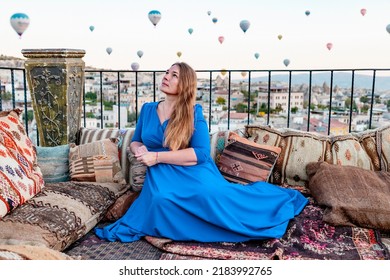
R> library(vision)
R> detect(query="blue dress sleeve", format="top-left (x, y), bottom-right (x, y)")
top-left (190, 104), bottom-right (210, 164)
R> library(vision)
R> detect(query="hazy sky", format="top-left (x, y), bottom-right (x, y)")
top-left (2, 0), bottom-right (390, 71)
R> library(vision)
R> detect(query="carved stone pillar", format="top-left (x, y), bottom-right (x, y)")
top-left (22, 49), bottom-right (85, 146)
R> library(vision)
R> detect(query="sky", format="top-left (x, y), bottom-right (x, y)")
top-left (2, 0), bottom-right (390, 72)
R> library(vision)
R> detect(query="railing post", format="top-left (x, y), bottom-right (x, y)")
top-left (22, 48), bottom-right (85, 146)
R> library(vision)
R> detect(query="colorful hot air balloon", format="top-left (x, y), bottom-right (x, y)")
top-left (89, 25), bottom-right (95, 32)
top-left (207, 11), bottom-right (211, 16)
top-left (188, 28), bottom-right (193, 35)
top-left (254, 53), bottom-right (260, 59)
top-left (176, 51), bottom-right (182, 58)
top-left (106, 47), bottom-right (112, 55)
top-left (241, 71), bottom-right (247, 78)
top-left (239, 20), bottom-right (250, 33)
top-left (212, 17), bottom-right (218, 24)
top-left (283, 59), bottom-right (290, 67)
top-left (131, 62), bottom-right (140, 71)
top-left (326, 42), bottom-right (333, 50)
top-left (220, 69), bottom-right (227, 76)
top-left (137, 50), bottom-right (144, 58)
top-left (386, 24), bottom-right (390, 34)
top-left (360, 8), bottom-right (367, 16)
top-left (218, 36), bottom-right (224, 44)
top-left (278, 34), bottom-right (283, 40)
top-left (10, 13), bottom-right (30, 38)
top-left (148, 10), bottom-right (161, 27)
top-left (305, 10), bottom-right (310, 16)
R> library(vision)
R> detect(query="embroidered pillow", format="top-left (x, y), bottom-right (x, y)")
top-left (36, 144), bottom-right (70, 183)
top-left (0, 109), bottom-right (44, 218)
top-left (69, 138), bottom-right (126, 184)
top-left (217, 131), bottom-right (281, 184)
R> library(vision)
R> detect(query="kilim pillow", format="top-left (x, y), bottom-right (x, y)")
top-left (36, 144), bottom-right (70, 183)
top-left (127, 148), bottom-right (147, 192)
top-left (69, 138), bottom-right (126, 184)
top-left (217, 131), bottom-right (281, 184)
top-left (0, 109), bottom-right (44, 218)
top-left (306, 161), bottom-right (390, 231)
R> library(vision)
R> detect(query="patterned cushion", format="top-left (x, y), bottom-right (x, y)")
top-left (331, 134), bottom-right (377, 171)
top-left (77, 127), bottom-right (135, 183)
top-left (0, 109), bottom-right (44, 218)
top-left (36, 144), bottom-right (70, 183)
top-left (245, 125), bottom-right (332, 186)
top-left (69, 138), bottom-right (126, 184)
top-left (0, 181), bottom-right (127, 251)
top-left (104, 189), bottom-right (140, 221)
top-left (306, 161), bottom-right (390, 231)
top-left (127, 147), bottom-right (147, 192)
top-left (375, 125), bottom-right (390, 171)
top-left (217, 131), bottom-right (281, 184)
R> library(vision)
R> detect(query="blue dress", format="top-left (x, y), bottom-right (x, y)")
top-left (95, 102), bottom-right (308, 243)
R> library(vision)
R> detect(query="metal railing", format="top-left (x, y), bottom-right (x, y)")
top-left (2, 66), bottom-right (390, 138)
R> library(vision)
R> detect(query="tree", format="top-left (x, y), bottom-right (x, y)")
top-left (235, 103), bottom-right (247, 113)
top-left (216, 96), bottom-right (226, 105)
top-left (85, 92), bottom-right (97, 101)
top-left (360, 96), bottom-right (369, 103)
top-left (291, 106), bottom-right (298, 114)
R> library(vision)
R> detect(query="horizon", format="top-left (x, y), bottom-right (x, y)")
top-left (2, 0), bottom-right (390, 71)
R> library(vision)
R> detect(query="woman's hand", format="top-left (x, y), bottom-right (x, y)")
top-left (134, 145), bottom-right (148, 157)
top-left (135, 151), bottom-right (159, 167)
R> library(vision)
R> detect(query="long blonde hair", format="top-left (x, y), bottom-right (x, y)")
top-left (164, 62), bottom-right (197, 151)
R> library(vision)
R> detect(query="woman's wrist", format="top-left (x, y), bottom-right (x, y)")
top-left (155, 152), bottom-right (159, 164)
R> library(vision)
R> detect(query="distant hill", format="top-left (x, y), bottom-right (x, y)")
top-left (248, 72), bottom-right (390, 92)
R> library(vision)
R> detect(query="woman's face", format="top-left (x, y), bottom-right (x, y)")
top-left (160, 64), bottom-right (180, 95)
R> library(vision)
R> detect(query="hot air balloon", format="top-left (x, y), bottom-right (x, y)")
top-left (278, 34), bottom-right (283, 40)
top-left (326, 42), bottom-right (333, 50)
top-left (188, 28), bottom-right (193, 35)
top-left (148, 10), bottom-right (161, 27)
top-left (241, 71), bottom-right (247, 78)
top-left (176, 51), bottom-right (182, 58)
top-left (239, 20), bottom-right (250, 33)
top-left (207, 11), bottom-right (211, 16)
top-left (218, 36), bottom-right (224, 44)
top-left (305, 10), bottom-right (310, 16)
top-left (254, 52), bottom-right (260, 59)
top-left (220, 69), bottom-right (227, 76)
top-left (131, 62), bottom-right (140, 71)
top-left (360, 8), bottom-right (367, 16)
top-left (137, 50), bottom-right (143, 58)
top-left (89, 25), bottom-right (95, 32)
top-left (386, 24), bottom-right (390, 34)
top-left (283, 59), bottom-right (290, 67)
top-left (106, 47), bottom-right (112, 55)
top-left (212, 17), bottom-right (218, 24)
top-left (10, 13), bottom-right (30, 38)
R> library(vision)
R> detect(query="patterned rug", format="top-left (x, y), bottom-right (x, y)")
top-left (146, 196), bottom-right (390, 260)
top-left (63, 224), bottom-right (163, 260)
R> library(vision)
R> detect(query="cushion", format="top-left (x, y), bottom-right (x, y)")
top-left (375, 124), bottom-right (390, 171)
top-left (0, 109), bottom-right (44, 218)
top-left (217, 131), bottom-right (281, 184)
top-left (127, 148), bottom-right (147, 192)
top-left (245, 125), bottom-right (332, 186)
top-left (0, 244), bottom-right (74, 260)
top-left (104, 189), bottom-right (140, 221)
top-left (36, 144), bottom-right (70, 183)
top-left (0, 181), bottom-right (127, 251)
top-left (306, 161), bottom-right (390, 231)
top-left (69, 138), bottom-right (126, 184)
top-left (76, 127), bottom-right (135, 183)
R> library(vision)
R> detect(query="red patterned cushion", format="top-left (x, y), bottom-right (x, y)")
top-left (217, 131), bottom-right (281, 184)
top-left (0, 109), bottom-right (44, 217)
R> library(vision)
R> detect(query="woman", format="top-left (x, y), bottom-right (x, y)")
top-left (95, 62), bottom-right (308, 243)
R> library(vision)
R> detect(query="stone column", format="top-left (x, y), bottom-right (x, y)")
top-left (22, 49), bottom-right (85, 146)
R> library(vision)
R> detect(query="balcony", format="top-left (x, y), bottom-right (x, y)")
top-left (2, 63), bottom-right (390, 145)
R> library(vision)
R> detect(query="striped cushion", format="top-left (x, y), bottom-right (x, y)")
top-left (217, 131), bottom-right (281, 184)
top-left (69, 138), bottom-right (126, 184)
top-left (77, 127), bottom-right (135, 183)
top-left (36, 144), bottom-right (70, 183)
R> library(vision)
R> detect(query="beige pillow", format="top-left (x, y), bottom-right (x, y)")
top-left (306, 161), bottom-right (390, 231)
top-left (69, 138), bottom-right (126, 184)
